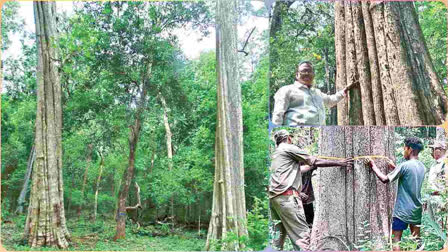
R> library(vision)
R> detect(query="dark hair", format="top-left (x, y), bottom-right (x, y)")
top-left (276, 135), bottom-right (289, 146)
top-left (404, 137), bottom-right (423, 153)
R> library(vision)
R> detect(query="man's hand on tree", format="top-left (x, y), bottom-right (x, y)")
top-left (343, 81), bottom-right (359, 95)
top-left (340, 158), bottom-right (354, 168)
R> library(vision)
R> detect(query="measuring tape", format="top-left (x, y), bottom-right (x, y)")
top-left (316, 155), bottom-right (394, 163)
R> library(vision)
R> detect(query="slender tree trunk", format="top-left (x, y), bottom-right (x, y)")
top-left (336, 1), bottom-right (447, 125)
top-left (78, 143), bottom-right (93, 219)
top-left (159, 93), bottom-right (175, 223)
top-left (16, 145), bottom-right (35, 214)
top-left (205, 0), bottom-right (247, 250)
top-left (311, 126), bottom-right (396, 250)
top-left (24, 2), bottom-right (70, 248)
top-left (114, 64), bottom-right (149, 240)
top-left (93, 152), bottom-right (104, 222)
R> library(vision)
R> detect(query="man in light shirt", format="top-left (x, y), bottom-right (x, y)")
top-left (426, 140), bottom-right (447, 229)
top-left (272, 61), bottom-right (355, 126)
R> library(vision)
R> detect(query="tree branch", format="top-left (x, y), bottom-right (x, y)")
top-left (238, 27), bottom-right (256, 56)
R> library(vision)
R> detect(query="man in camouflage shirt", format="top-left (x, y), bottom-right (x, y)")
top-left (269, 129), bottom-right (353, 250)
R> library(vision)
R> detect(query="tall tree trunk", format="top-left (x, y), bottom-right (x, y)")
top-left (114, 65), bottom-right (149, 240)
top-left (311, 126), bottom-right (396, 250)
top-left (24, 2), bottom-right (70, 248)
top-left (16, 145), bottom-right (35, 214)
top-left (93, 152), bottom-right (104, 222)
top-left (336, 1), bottom-right (447, 126)
top-left (269, 1), bottom-right (294, 113)
top-left (159, 93), bottom-right (174, 223)
top-left (78, 143), bottom-right (93, 219)
top-left (205, 0), bottom-right (247, 250)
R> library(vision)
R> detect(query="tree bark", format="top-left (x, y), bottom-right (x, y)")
top-left (24, 2), bottom-right (70, 248)
top-left (205, 0), bottom-right (247, 250)
top-left (311, 126), bottom-right (396, 250)
top-left (336, 1), bottom-right (448, 125)
top-left (159, 93), bottom-right (175, 223)
top-left (16, 145), bottom-right (35, 215)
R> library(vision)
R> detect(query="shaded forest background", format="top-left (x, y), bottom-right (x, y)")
top-left (1, 1), bottom-right (269, 250)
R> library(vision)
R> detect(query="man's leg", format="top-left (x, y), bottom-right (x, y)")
top-left (271, 195), bottom-right (311, 251)
top-left (391, 217), bottom-right (407, 251)
top-left (410, 224), bottom-right (422, 249)
top-left (270, 201), bottom-right (287, 250)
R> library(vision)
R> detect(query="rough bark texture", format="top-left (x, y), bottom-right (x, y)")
top-left (24, 2), bottom-right (70, 248)
top-left (311, 126), bottom-right (396, 250)
top-left (336, 1), bottom-right (447, 126)
top-left (205, 0), bottom-right (247, 250)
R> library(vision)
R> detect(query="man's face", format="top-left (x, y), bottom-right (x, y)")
top-left (296, 63), bottom-right (315, 86)
top-left (432, 148), bottom-right (446, 160)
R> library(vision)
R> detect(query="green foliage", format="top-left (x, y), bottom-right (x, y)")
top-left (415, 1), bottom-right (447, 84)
top-left (246, 197), bottom-right (269, 250)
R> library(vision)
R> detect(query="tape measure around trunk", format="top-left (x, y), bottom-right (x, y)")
top-left (316, 155), bottom-right (394, 163)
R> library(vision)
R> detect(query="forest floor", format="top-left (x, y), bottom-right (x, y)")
top-left (1, 216), bottom-right (206, 251)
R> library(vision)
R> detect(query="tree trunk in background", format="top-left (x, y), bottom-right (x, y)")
top-left (159, 93), bottom-right (175, 223)
top-left (16, 145), bottom-right (35, 214)
top-left (311, 126), bottom-right (396, 250)
top-left (24, 2), bottom-right (70, 248)
top-left (93, 152), bottom-right (104, 222)
top-left (205, 0), bottom-right (247, 250)
top-left (78, 143), bottom-right (93, 219)
top-left (114, 65), bottom-right (149, 240)
top-left (335, 1), bottom-right (447, 126)
top-left (269, 1), bottom-right (294, 113)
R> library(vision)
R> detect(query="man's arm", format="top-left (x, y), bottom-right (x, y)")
top-left (314, 158), bottom-right (353, 168)
top-left (272, 87), bottom-right (289, 125)
top-left (368, 158), bottom-right (390, 184)
top-left (320, 82), bottom-right (359, 108)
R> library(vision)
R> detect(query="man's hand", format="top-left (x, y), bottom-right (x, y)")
top-left (340, 158), bottom-right (354, 168)
top-left (367, 157), bottom-right (376, 169)
top-left (299, 192), bottom-right (309, 202)
top-left (343, 81), bottom-right (359, 95)
top-left (387, 160), bottom-right (396, 170)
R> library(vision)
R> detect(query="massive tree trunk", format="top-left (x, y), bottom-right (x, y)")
top-left (159, 93), bottom-right (175, 223)
top-left (114, 65), bottom-right (149, 240)
top-left (310, 126), bottom-right (396, 250)
top-left (24, 2), bottom-right (70, 248)
top-left (335, 1), bottom-right (448, 126)
top-left (16, 145), bottom-right (35, 214)
top-left (205, 0), bottom-right (247, 250)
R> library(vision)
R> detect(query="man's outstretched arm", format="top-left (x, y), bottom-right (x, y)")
top-left (314, 158), bottom-right (353, 168)
top-left (368, 158), bottom-right (390, 184)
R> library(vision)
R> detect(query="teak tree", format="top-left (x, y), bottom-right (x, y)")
top-left (205, 0), bottom-right (248, 250)
top-left (311, 126), bottom-right (396, 250)
top-left (335, 1), bottom-right (448, 125)
top-left (24, 1), bottom-right (71, 248)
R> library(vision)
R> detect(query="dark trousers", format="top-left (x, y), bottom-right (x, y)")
top-left (303, 202), bottom-right (314, 227)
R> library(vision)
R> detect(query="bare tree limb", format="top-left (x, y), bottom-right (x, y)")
top-left (238, 27), bottom-right (256, 56)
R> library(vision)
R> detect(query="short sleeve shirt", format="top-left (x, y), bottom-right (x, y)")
top-left (387, 159), bottom-right (425, 224)
top-left (269, 143), bottom-right (316, 198)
